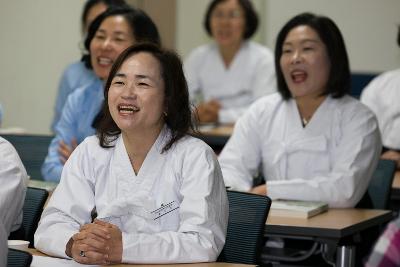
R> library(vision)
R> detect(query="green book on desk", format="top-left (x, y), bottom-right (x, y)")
top-left (270, 199), bottom-right (328, 219)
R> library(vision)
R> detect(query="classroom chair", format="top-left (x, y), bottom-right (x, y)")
top-left (8, 187), bottom-right (49, 248)
top-left (7, 248), bottom-right (32, 267)
top-left (356, 159), bottom-right (397, 210)
top-left (217, 190), bottom-right (271, 265)
top-left (350, 72), bottom-right (377, 98)
top-left (2, 134), bottom-right (53, 180)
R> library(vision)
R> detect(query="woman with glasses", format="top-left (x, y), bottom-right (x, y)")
top-left (184, 0), bottom-right (276, 124)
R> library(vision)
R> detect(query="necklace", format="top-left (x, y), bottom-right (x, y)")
top-left (302, 117), bottom-right (309, 127)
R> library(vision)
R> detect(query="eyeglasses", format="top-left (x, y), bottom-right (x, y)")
top-left (211, 9), bottom-right (243, 20)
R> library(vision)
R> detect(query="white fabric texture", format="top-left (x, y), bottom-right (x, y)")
top-left (0, 137), bottom-right (28, 234)
top-left (184, 41), bottom-right (276, 123)
top-left (361, 69), bottom-right (400, 150)
top-left (34, 127), bottom-right (228, 263)
top-left (219, 93), bottom-right (381, 208)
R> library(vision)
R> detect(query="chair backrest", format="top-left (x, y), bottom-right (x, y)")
top-left (9, 187), bottom-right (49, 247)
top-left (218, 190), bottom-right (271, 265)
top-left (7, 248), bottom-right (32, 267)
top-left (350, 72), bottom-right (377, 98)
top-left (2, 134), bottom-right (53, 180)
top-left (357, 159), bottom-right (397, 210)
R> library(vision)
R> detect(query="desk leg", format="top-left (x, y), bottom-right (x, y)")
top-left (336, 245), bottom-right (355, 267)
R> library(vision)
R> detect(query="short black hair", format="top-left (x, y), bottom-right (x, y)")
top-left (204, 0), bottom-right (258, 40)
top-left (81, 0), bottom-right (128, 34)
top-left (81, 6), bottom-right (161, 69)
top-left (96, 43), bottom-right (194, 152)
top-left (275, 12), bottom-right (350, 100)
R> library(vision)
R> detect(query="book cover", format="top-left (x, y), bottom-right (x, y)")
top-left (270, 199), bottom-right (328, 219)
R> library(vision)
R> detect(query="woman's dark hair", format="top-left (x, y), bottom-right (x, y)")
top-left (81, 6), bottom-right (161, 69)
top-left (275, 12), bottom-right (350, 100)
top-left (96, 43), bottom-right (194, 152)
top-left (81, 0), bottom-right (128, 34)
top-left (204, 0), bottom-right (258, 40)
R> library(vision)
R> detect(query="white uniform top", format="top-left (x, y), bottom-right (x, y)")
top-left (0, 137), bottom-right (28, 267)
top-left (184, 41), bottom-right (276, 123)
top-left (34, 127), bottom-right (228, 264)
top-left (0, 137), bottom-right (28, 234)
top-left (360, 69), bottom-right (400, 150)
top-left (0, 224), bottom-right (6, 267)
top-left (219, 93), bottom-right (382, 208)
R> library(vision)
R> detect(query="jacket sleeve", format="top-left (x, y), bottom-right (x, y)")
top-left (183, 48), bottom-right (204, 104)
top-left (0, 139), bottom-right (28, 233)
top-left (219, 105), bottom-right (262, 191)
top-left (35, 141), bottom-right (94, 258)
top-left (360, 75), bottom-right (384, 124)
top-left (121, 144), bottom-right (228, 264)
top-left (51, 65), bottom-right (74, 132)
top-left (42, 93), bottom-right (80, 182)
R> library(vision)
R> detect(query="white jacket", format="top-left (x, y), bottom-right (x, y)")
top-left (0, 137), bottom-right (28, 267)
top-left (361, 69), bottom-right (400, 149)
top-left (35, 127), bottom-right (228, 263)
top-left (184, 41), bottom-right (276, 123)
top-left (219, 93), bottom-right (381, 208)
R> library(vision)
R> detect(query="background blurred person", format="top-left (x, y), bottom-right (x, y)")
top-left (51, 0), bottom-right (128, 132)
top-left (361, 25), bottom-right (400, 169)
top-left (219, 12), bottom-right (381, 208)
top-left (42, 6), bottom-right (160, 182)
top-left (184, 0), bottom-right (276, 124)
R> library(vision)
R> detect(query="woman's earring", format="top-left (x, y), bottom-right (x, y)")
top-left (163, 111), bottom-right (168, 117)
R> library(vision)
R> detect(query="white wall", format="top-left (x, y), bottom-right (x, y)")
top-left (264, 0), bottom-right (400, 72)
top-left (0, 0), bottom-right (84, 134)
top-left (1, 0), bottom-right (399, 134)
top-left (176, 0), bottom-right (210, 58)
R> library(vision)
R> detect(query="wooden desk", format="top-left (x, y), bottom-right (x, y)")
top-left (194, 125), bottom-right (233, 152)
top-left (392, 171), bottom-right (400, 189)
top-left (27, 249), bottom-right (254, 267)
top-left (265, 209), bottom-right (393, 267)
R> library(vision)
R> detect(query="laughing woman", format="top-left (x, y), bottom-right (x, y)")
top-left (42, 6), bottom-right (160, 182)
top-left (219, 13), bottom-right (381, 208)
top-left (34, 43), bottom-right (228, 264)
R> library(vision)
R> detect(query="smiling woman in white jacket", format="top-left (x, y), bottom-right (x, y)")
top-left (219, 13), bottom-right (381, 208)
top-left (34, 43), bottom-right (228, 265)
